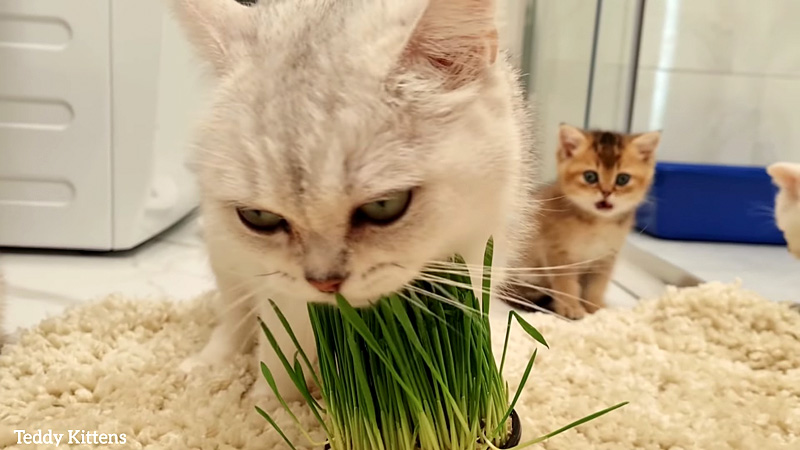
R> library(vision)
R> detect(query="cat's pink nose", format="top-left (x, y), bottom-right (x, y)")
top-left (307, 277), bottom-right (345, 293)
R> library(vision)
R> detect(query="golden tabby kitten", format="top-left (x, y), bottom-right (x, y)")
top-left (509, 125), bottom-right (661, 319)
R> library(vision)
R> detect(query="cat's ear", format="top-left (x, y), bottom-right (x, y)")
top-left (403, 0), bottom-right (499, 88)
top-left (558, 124), bottom-right (587, 159)
top-left (768, 162), bottom-right (800, 198)
top-left (168, 0), bottom-right (257, 76)
top-left (630, 131), bottom-right (661, 162)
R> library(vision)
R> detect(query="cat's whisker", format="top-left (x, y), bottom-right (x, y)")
top-left (425, 255), bottom-right (610, 271)
top-left (418, 273), bottom-right (594, 321)
top-left (257, 271), bottom-right (279, 277)
top-left (503, 279), bottom-right (605, 311)
top-left (397, 291), bottom-right (462, 333)
top-left (423, 267), bottom-right (602, 279)
top-left (213, 275), bottom-right (280, 321)
top-left (403, 284), bottom-right (484, 317)
top-left (233, 308), bottom-right (258, 352)
top-left (492, 292), bottom-right (571, 321)
top-left (415, 273), bottom-right (569, 320)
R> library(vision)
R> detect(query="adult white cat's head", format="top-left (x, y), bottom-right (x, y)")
top-left (171, 0), bottom-right (532, 306)
top-left (768, 162), bottom-right (800, 258)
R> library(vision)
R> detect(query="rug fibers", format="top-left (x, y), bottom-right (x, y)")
top-left (0, 282), bottom-right (798, 449)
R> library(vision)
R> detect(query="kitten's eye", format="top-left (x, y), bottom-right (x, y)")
top-left (237, 208), bottom-right (287, 232)
top-left (234, 0), bottom-right (257, 5)
top-left (355, 190), bottom-right (412, 225)
top-left (583, 171), bottom-right (599, 184)
top-left (616, 173), bottom-right (632, 186)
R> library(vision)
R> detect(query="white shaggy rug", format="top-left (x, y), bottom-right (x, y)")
top-left (1, 282), bottom-right (798, 449)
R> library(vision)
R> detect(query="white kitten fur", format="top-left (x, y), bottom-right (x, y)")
top-left (170, 0), bottom-right (537, 399)
top-left (767, 162), bottom-right (800, 258)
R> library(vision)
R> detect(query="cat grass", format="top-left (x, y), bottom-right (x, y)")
top-left (256, 239), bottom-right (626, 449)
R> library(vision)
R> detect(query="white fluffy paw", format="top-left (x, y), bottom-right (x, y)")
top-left (178, 354), bottom-right (210, 374)
top-left (247, 380), bottom-right (272, 403)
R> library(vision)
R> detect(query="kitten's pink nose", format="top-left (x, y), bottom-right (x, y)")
top-left (307, 277), bottom-right (345, 293)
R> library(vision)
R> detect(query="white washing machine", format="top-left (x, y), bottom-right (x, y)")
top-left (0, 0), bottom-right (205, 251)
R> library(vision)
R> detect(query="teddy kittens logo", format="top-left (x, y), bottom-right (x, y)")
top-left (14, 429), bottom-right (127, 446)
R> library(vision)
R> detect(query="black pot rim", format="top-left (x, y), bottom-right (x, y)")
top-left (322, 409), bottom-right (522, 450)
top-left (500, 409), bottom-right (522, 449)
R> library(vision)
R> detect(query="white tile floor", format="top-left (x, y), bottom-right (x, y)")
top-left (628, 232), bottom-right (800, 303)
top-left (1, 214), bottom-right (649, 336)
top-left (2, 214), bottom-right (216, 333)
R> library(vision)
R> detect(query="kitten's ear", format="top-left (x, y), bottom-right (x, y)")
top-left (558, 124), bottom-right (587, 159)
top-left (630, 131), bottom-right (661, 162)
top-left (768, 162), bottom-right (800, 198)
top-left (403, 0), bottom-right (499, 88)
top-left (168, 0), bottom-right (256, 76)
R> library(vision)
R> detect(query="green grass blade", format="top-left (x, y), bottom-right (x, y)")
top-left (492, 348), bottom-right (536, 435)
top-left (293, 355), bottom-right (325, 413)
top-left (481, 237), bottom-right (494, 316)
top-left (499, 311), bottom-right (515, 376)
top-left (517, 402), bottom-right (629, 447)
top-left (257, 317), bottom-right (329, 433)
top-left (254, 406), bottom-right (298, 450)
top-left (510, 311), bottom-right (549, 348)
top-left (267, 299), bottom-right (322, 388)
top-left (334, 293), bottom-right (424, 412)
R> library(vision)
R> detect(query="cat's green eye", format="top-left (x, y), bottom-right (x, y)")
top-left (237, 208), bottom-right (287, 233)
top-left (355, 190), bottom-right (412, 225)
top-left (583, 171), bottom-right (599, 184)
top-left (616, 173), bottom-right (632, 186)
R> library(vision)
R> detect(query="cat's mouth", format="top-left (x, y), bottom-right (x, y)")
top-left (595, 200), bottom-right (614, 211)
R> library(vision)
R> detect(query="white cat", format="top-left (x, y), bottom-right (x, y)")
top-left (767, 162), bottom-right (800, 258)
top-left (170, 0), bottom-right (537, 399)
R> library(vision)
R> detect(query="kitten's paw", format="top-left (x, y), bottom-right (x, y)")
top-left (553, 302), bottom-right (587, 320)
top-left (583, 301), bottom-right (605, 314)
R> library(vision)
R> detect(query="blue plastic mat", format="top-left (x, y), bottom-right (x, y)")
top-left (635, 162), bottom-right (786, 245)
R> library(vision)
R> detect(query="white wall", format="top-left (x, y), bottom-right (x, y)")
top-left (524, 0), bottom-right (598, 180)
top-left (629, 0), bottom-right (800, 166)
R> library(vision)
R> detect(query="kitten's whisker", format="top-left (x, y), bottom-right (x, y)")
top-left (535, 194), bottom-right (569, 202)
top-left (534, 207), bottom-right (572, 212)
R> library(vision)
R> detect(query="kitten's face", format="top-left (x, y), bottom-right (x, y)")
top-left (767, 162), bottom-right (800, 258)
top-left (556, 125), bottom-right (660, 218)
top-left (172, 0), bottom-right (527, 305)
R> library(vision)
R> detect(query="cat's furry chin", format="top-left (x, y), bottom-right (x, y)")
top-left (171, 0), bottom-right (536, 400)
